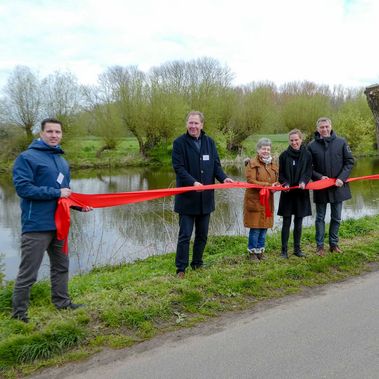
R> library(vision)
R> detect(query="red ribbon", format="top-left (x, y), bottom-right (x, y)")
top-left (259, 188), bottom-right (272, 217)
top-left (56, 175), bottom-right (379, 253)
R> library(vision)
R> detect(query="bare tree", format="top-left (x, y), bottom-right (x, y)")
top-left (222, 83), bottom-right (278, 153)
top-left (41, 71), bottom-right (83, 131)
top-left (103, 66), bottom-right (156, 156)
top-left (2, 66), bottom-right (42, 140)
top-left (364, 84), bottom-right (379, 150)
top-left (279, 81), bottom-right (332, 140)
top-left (82, 74), bottom-right (122, 156)
top-left (151, 57), bottom-right (235, 143)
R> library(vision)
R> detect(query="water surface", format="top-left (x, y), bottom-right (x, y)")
top-left (1, 158), bottom-right (378, 280)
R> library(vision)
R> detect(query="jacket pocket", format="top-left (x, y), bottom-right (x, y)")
top-left (245, 196), bottom-right (260, 212)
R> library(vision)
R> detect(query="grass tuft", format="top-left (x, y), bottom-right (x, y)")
top-left (0, 321), bottom-right (85, 368)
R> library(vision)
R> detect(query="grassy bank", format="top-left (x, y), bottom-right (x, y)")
top-left (0, 215), bottom-right (378, 377)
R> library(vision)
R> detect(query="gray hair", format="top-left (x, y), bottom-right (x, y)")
top-left (186, 110), bottom-right (204, 123)
top-left (316, 117), bottom-right (332, 128)
top-left (256, 137), bottom-right (272, 152)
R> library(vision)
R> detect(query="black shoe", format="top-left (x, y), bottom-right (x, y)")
top-left (190, 264), bottom-right (204, 270)
top-left (58, 302), bottom-right (85, 310)
top-left (294, 251), bottom-right (306, 258)
top-left (12, 314), bottom-right (29, 323)
top-left (280, 251), bottom-right (289, 259)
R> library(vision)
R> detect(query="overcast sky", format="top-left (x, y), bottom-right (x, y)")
top-left (1, 0), bottom-right (378, 91)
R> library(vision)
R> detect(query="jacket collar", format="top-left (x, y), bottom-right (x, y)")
top-left (186, 130), bottom-right (205, 140)
top-left (185, 130), bottom-right (206, 154)
top-left (28, 139), bottom-right (64, 154)
top-left (249, 155), bottom-right (278, 173)
top-left (314, 130), bottom-right (336, 143)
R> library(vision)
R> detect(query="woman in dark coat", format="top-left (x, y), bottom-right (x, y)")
top-left (278, 129), bottom-right (312, 259)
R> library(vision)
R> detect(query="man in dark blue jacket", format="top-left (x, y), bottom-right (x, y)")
top-left (12, 118), bottom-right (90, 323)
top-left (308, 117), bottom-right (354, 256)
top-left (172, 111), bottom-right (233, 278)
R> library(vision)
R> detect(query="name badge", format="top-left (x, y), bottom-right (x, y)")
top-left (57, 172), bottom-right (64, 185)
top-left (203, 155), bottom-right (210, 161)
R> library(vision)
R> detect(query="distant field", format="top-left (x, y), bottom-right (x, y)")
top-left (63, 134), bottom-right (290, 166)
top-left (243, 133), bottom-right (288, 156)
top-left (64, 137), bottom-right (140, 162)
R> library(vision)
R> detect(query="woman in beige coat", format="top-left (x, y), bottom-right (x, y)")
top-left (243, 138), bottom-right (279, 260)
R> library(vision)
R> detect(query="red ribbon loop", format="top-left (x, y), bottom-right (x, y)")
top-left (259, 188), bottom-right (272, 217)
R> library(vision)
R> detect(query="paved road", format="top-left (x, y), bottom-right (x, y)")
top-left (33, 272), bottom-right (379, 379)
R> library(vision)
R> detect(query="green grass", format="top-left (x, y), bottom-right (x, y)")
top-left (62, 137), bottom-right (146, 169)
top-left (243, 133), bottom-right (288, 157)
top-left (0, 215), bottom-right (378, 377)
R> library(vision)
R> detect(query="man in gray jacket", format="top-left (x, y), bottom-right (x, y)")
top-left (308, 117), bottom-right (354, 256)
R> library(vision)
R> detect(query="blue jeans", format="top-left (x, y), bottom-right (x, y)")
top-left (248, 228), bottom-right (267, 249)
top-left (315, 202), bottom-right (343, 247)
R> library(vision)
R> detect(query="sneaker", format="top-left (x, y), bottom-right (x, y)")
top-left (330, 245), bottom-right (343, 253)
top-left (316, 246), bottom-right (325, 256)
top-left (58, 302), bottom-right (85, 310)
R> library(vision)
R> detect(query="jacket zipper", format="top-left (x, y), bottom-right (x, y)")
top-left (28, 201), bottom-right (33, 219)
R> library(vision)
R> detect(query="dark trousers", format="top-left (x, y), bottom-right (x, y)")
top-left (281, 216), bottom-right (303, 253)
top-left (12, 232), bottom-right (71, 318)
top-left (175, 214), bottom-right (210, 273)
top-left (315, 202), bottom-right (343, 247)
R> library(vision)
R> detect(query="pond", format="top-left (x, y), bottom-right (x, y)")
top-left (1, 157), bottom-right (378, 280)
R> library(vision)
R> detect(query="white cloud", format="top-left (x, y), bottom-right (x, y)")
top-left (0, 0), bottom-right (378, 90)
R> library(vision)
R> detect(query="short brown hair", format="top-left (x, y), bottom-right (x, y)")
top-left (41, 118), bottom-right (62, 131)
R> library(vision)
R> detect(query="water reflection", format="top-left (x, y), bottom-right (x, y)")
top-left (1, 158), bottom-right (378, 280)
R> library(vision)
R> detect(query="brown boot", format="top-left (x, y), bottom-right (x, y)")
top-left (330, 245), bottom-right (343, 253)
top-left (247, 248), bottom-right (259, 261)
top-left (316, 246), bottom-right (325, 256)
top-left (256, 248), bottom-right (267, 260)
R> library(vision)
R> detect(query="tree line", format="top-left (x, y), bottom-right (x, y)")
top-left (0, 57), bottom-right (376, 160)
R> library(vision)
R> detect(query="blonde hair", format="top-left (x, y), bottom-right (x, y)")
top-left (288, 129), bottom-right (303, 139)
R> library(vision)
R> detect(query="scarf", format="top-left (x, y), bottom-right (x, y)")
top-left (260, 155), bottom-right (272, 165)
top-left (283, 145), bottom-right (309, 186)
